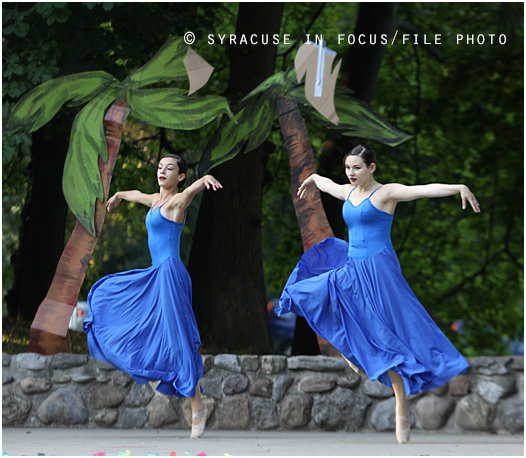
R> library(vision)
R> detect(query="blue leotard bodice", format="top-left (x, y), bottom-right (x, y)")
top-left (145, 203), bottom-right (183, 267)
top-left (342, 187), bottom-right (394, 260)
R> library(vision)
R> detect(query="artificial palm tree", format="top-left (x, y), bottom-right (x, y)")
top-left (4, 37), bottom-right (233, 354)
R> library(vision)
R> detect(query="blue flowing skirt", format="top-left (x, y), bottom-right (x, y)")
top-left (84, 257), bottom-right (203, 397)
top-left (278, 238), bottom-right (469, 396)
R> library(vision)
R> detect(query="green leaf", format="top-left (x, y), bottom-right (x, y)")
top-left (198, 91), bottom-right (277, 176)
top-left (124, 37), bottom-right (189, 90)
top-left (241, 66), bottom-right (298, 101)
top-left (4, 71), bottom-right (116, 133)
top-left (287, 85), bottom-right (411, 147)
top-left (62, 90), bottom-right (117, 236)
top-left (128, 88), bottom-right (234, 130)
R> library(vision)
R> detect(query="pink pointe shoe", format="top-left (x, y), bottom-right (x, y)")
top-left (395, 414), bottom-right (410, 444)
top-left (191, 405), bottom-right (208, 439)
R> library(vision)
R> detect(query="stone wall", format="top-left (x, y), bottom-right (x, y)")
top-left (2, 353), bottom-right (523, 434)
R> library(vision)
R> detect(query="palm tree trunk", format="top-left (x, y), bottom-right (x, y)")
top-left (276, 95), bottom-right (339, 356)
top-left (29, 100), bottom-right (130, 355)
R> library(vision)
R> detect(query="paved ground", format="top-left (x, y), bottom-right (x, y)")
top-left (2, 428), bottom-right (524, 456)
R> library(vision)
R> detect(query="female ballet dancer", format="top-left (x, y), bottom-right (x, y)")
top-left (278, 145), bottom-right (480, 443)
top-left (84, 154), bottom-right (222, 439)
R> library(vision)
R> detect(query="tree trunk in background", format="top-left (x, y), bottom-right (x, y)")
top-left (188, 3), bottom-right (284, 353)
top-left (6, 119), bottom-right (70, 321)
top-left (28, 101), bottom-right (130, 355)
top-left (277, 96), bottom-right (335, 356)
top-left (319, 2), bottom-right (398, 238)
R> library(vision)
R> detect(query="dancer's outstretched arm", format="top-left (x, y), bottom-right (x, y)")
top-left (383, 183), bottom-right (481, 212)
top-left (106, 190), bottom-right (156, 211)
top-left (298, 174), bottom-right (353, 201)
top-left (166, 175), bottom-right (223, 223)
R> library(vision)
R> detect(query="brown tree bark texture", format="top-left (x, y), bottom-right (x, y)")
top-left (29, 101), bottom-right (129, 355)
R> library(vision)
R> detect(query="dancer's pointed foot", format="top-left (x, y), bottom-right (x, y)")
top-left (395, 414), bottom-right (410, 444)
top-left (191, 405), bottom-right (208, 439)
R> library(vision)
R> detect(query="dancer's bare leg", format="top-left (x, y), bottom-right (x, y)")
top-left (341, 353), bottom-right (365, 375)
top-left (190, 383), bottom-right (207, 439)
top-left (388, 369), bottom-right (410, 444)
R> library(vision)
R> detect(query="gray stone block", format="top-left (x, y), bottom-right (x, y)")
top-left (51, 353), bottom-right (88, 369)
top-left (148, 396), bottom-right (179, 428)
top-left (494, 397), bottom-right (524, 433)
top-left (455, 393), bottom-right (493, 431)
top-left (449, 375), bottom-right (471, 396)
top-left (87, 384), bottom-right (125, 409)
top-left (313, 387), bottom-right (371, 431)
top-left (73, 375), bottom-right (95, 384)
top-left (17, 353), bottom-right (47, 371)
top-left (202, 354), bottom-right (214, 374)
top-left (415, 395), bottom-right (455, 430)
top-left (474, 375), bottom-right (515, 404)
top-left (90, 358), bottom-right (116, 371)
top-left (362, 379), bottom-right (394, 399)
top-left (2, 394), bottom-right (32, 425)
top-left (214, 354), bottom-right (241, 373)
top-left (470, 357), bottom-right (511, 376)
top-left (249, 377), bottom-right (273, 398)
top-left (53, 376), bottom-right (72, 384)
top-left (93, 409), bottom-right (119, 427)
top-left (2, 374), bottom-right (14, 385)
top-left (301, 376), bottom-right (336, 393)
top-left (335, 372), bottom-right (361, 389)
top-left (251, 398), bottom-right (279, 430)
top-left (273, 375), bottom-right (293, 402)
top-left (223, 374), bottom-right (249, 395)
top-left (96, 375), bottom-right (110, 384)
top-left (288, 355), bottom-right (347, 371)
top-left (201, 376), bottom-right (223, 400)
top-left (36, 387), bottom-right (88, 425)
top-left (261, 355), bottom-right (287, 374)
top-left (279, 394), bottom-right (312, 429)
top-left (113, 371), bottom-right (133, 387)
top-left (509, 356), bottom-right (524, 371)
top-left (125, 384), bottom-right (144, 407)
top-left (121, 407), bottom-right (147, 428)
top-left (429, 383), bottom-right (448, 397)
top-left (216, 395), bottom-right (250, 429)
top-left (239, 355), bottom-right (260, 372)
top-left (142, 383), bottom-right (155, 405)
top-left (20, 377), bottom-right (52, 394)
top-left (3, 354), bottom-right (12, 367)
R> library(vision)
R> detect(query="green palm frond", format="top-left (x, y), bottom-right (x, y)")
top-left (198, 90), bottom-right (277, 176)
top-left (286, 85), bottom-right (411, 147)
top-left (198, 67), bottom-right (299, 176)
top-left (124, 37), bottom-right (189, 90)
top-left (128, 88), bottom-right (234, 130)
top-left (62, 89), bottom-right (118, 236)
top-left (4, 71), bottom-right (116, 132)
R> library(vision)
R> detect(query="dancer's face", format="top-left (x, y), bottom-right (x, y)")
top-left (344, 155), bottom-right (375, 186)
top-left (157, 159), bottom-right (185, 189)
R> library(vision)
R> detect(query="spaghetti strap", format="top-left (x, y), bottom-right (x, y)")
top-left (347, 187), bottom-right (357, 200)
top-left (369, 186), bottom-right (382, 198)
